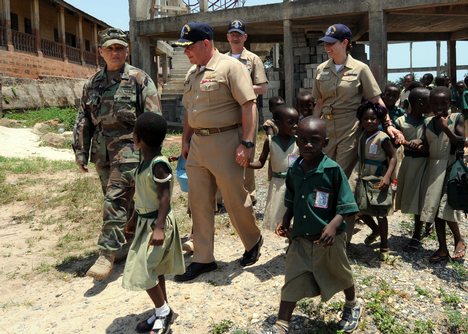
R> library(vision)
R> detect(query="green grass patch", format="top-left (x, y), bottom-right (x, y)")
top-left (366, 281), bottom-right (406, 334)
top-left (0, 156), bottom-right (75, 174)
top-left (4, 107), bottom-right (77, 130)
top-left (414, 285), bottom-right (431, 298)
top-left (210, 319), bottom-right (234, 334)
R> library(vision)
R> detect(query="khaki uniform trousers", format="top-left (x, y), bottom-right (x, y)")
top-left (323, 113), bottom-right (359, 178)
top-left (187, 128), bottom-right (260, 263)
top-left (323, 112), bottom-right (359, 242)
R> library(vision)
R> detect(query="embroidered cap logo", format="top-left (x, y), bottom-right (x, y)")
top-left (181, 24), bottom-right (191, 38)
top-left (232, 20), bottom-right (242, 29)
top-left (325, 25), bottom-right (336, 37)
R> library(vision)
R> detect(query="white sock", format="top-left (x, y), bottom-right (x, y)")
top-left (155, 302), bottom-right (170, 317)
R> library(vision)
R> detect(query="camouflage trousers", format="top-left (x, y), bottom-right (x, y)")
top-left (95, 162), bottom-right (136, 251)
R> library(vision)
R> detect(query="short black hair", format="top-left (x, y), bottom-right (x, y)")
top-left (408, 87), bottom-right (429, 107)
top-left (383, 84), bottom-right (399, 92)
top-left (269, 96), bottom-right (285, 109)
top-left (134, 112), bottom-right (167, 149)
top-left (464, 76), bottom-right (468, 87)
top-left (356, 101), bottom-right (387, 123)
top-left (422, 73), bottom-right (434, 81)
top-left (434, 75), bottom-right (449, 87)
top-left (407, 81), bottom-right (423, 91)
top-left (273, 105), bottom-right (298, 121)
top-left (430, 86), bottom-right (451, 100)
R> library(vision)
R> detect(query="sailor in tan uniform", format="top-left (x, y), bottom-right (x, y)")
top-left (173, 22), bottom-right (263, 282)
top-left (226, 19), bottom-right (268, 206)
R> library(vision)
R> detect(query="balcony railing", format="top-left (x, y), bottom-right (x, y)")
top-left (12, 30), bottom-right (36, 53)
top-left (41, 38), bottom-right (62, 59)
top-left (83, 50), bottom-right (96, 65)
top-left (66, 45), bottom-right (81, 63)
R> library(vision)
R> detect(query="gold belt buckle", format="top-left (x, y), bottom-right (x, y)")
top-left (324, 114), bottom-right (334, 120)
top-left (198, 129), bottom-right (210, 136)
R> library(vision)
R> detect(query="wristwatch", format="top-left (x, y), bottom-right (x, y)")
top-left (241, 140), bottom-right (255, 148)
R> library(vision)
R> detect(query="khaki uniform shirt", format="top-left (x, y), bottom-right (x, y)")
top-left (182, 50), bottom-right (257, 129)
top-left (226, 48), bottom-right (268, 86)
top-left (312, 55), bottom-right (381, 119)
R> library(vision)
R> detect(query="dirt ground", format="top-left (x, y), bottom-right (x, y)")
top-left (0, 126), bottom-right (466, 334)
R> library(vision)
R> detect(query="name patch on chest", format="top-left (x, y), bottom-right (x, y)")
top-left (314, 190), bottom-right (330, 209)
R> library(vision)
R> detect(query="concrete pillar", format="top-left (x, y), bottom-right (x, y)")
top-left (436, 41), bottom-right (441, 76)
top-left (161, 53), bottom-right (168, 83)
top-left (368, 2), bottom-right (387, 89)
top-left (199, 0), bottom-right (209, 12)
top-left (78, 14), bottom-right (84, 64)
top-left (132, 36), bottom-right (157, 80)
top-left (273, 43), bottom-right (280, 68)
top-left (283, 19), bottom-right (294, 105)
top-left (1, 0), bottom-right (13, 50)
top-left (447, 40), bottom-right (456, 82)
top-left (31, 0), bottom-right (41, 54)
top-left (57, 5), bottom-right (67, 61)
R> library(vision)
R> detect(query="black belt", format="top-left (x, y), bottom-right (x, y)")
top-left (404, 150), bottom-right (429, 158)
top-left (194, 124), bottom-right (240, 136)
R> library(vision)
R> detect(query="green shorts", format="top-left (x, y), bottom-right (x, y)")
top-left (281, 233), bottom-right (354, 302)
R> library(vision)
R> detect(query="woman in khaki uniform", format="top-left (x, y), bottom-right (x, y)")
top-left (312, 23), bottom-right (401, 178)
top-left (312, 24), bottom-right (402, 243)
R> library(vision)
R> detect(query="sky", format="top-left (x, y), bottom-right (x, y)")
top-left (66, 0), bottom-right (468, 82)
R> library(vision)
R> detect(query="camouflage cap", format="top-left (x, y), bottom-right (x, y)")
top-left (99, 28), bottom-right (128, 48)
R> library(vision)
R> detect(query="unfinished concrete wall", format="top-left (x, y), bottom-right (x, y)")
top-left (1, 76), bottom-right (86, 111)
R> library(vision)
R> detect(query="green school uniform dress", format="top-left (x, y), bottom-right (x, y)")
top-left (262, 135), bottom-right (299, 231)
top-left (122, 156), bottom-right (184, 291)
top-left (420, 113), bottom-right (465, 224)
top-left (357, 130), bottom-right (392, 217)
top-left (394, 115), bottom-right (428, 215)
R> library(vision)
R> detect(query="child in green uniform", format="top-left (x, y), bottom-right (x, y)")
top-left (272, 117), bottom-right (361, 333)
top-left (249, 106), bottom-right (300, 230)
top-left (419, 87), bottom-right (466, 263)
top-left (123, 112), bottom-right (185, 334)
top-left (394, 88), bottom-right (431, 251)
top-left (355, 102), bottom-right (397, 261)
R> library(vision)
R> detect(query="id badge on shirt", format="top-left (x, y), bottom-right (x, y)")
top-left (369, 143), bottom-right (378, 155)
top-left (314, 190), bottom-right (330, 209)
top-left (288, 154), bottom-right (299, 167)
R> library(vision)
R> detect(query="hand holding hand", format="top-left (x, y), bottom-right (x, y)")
top-left (235, 145), bottom-right (252, 167)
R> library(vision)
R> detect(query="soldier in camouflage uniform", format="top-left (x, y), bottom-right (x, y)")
top-left (73, 28), bottom-right (161, 280)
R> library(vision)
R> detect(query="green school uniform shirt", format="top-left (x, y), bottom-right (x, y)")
top-left (285, 155), bottom-right (359, 238)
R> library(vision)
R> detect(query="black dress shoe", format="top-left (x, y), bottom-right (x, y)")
top-left (240, 235), bottom-right (263, 267)
top-left (174, 261), bottom-right (218, 282)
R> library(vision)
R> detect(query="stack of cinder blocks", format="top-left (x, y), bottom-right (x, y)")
top-left (293, 31), bottom-right (328, 95)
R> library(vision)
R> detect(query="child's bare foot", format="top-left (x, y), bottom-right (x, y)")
top-left (429, 249), bottom-right (449, 263)
top-left (452, 241), bottom-right (466, 262)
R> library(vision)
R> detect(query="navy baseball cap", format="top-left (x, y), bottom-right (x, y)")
top-left (319, 24), bottom-right (352, 43)
top-left (227, 20), bottom-right (246, 35)
top-left (173, 22), bottom-right (213, 46)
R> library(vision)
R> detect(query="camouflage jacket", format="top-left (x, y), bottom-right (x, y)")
top-left (73, 63), bottom-right (161, 166)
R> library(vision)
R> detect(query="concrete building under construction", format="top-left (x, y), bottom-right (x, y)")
top-left (129, 0), bottom-right (468, 121)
